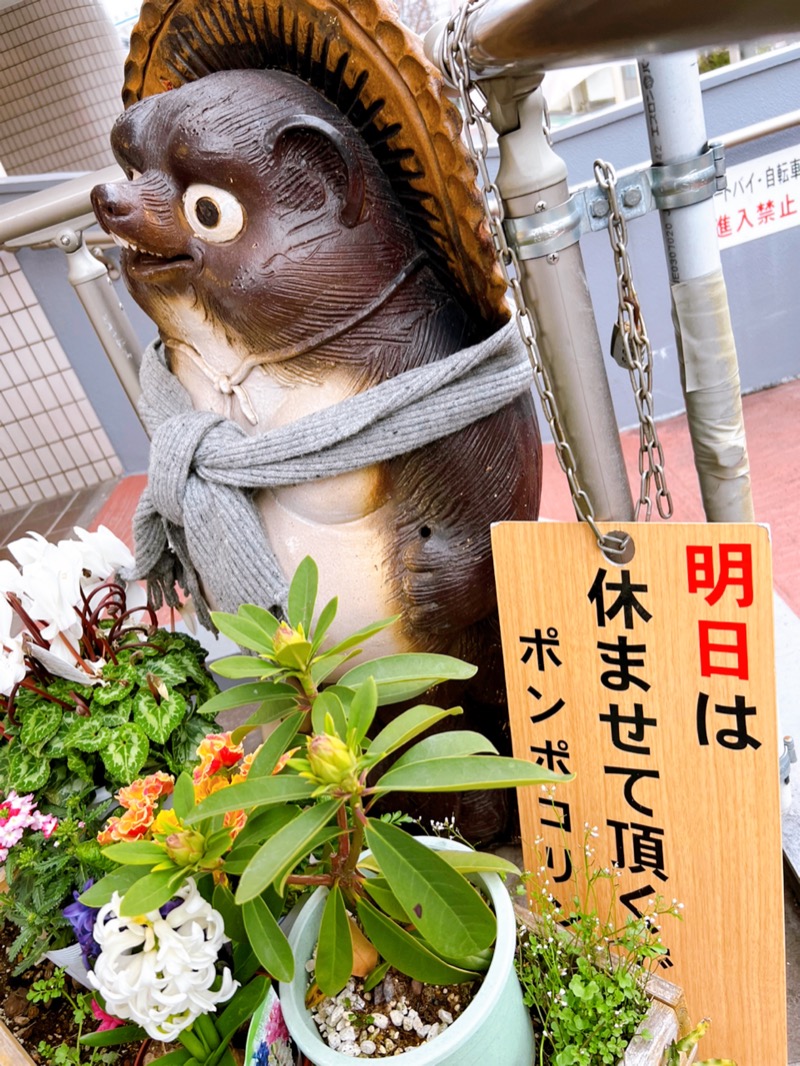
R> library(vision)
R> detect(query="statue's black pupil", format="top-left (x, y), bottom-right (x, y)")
top-left (196, 197), bottom-right (220, 227)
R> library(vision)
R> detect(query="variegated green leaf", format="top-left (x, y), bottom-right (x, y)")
top-left (133, 689), bottom-right (187, 745)
top-left (8, 746), bottom-right (50, 792)
top-left (20, 703), bottom-right (62, 751)
top-left (100, 721), bottom-right (150, 782)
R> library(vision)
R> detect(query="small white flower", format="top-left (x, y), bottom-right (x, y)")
top-left (0, 637), bottom-right (26, 697)
top-left (72, 525), bottom-right (135, 590)
top-left (89, 880), bottom-right (237, 1041)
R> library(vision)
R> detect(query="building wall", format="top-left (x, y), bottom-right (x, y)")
top-left (0, 0), bottom-right (141, 513)
top-left (0, 249), bottom-right (122, 511)
top-left (0, 0), bottom-right (123, 174)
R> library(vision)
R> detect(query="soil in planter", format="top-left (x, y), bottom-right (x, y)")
top-left (310, 968), bottom-right (478, 1057)
top-left (0, 921), bottom-right (147, 1064)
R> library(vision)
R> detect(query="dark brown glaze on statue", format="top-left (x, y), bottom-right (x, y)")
top-left (92, 69), bottom-right (542, 841)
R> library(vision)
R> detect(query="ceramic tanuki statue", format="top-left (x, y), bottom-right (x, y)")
top-left (91, 0), bottom-right (542, 839)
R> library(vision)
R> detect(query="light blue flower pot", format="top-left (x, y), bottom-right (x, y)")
top-left (276, 838), bottom-right (535, 1066)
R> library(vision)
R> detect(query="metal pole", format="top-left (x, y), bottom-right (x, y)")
top-left (722, 108), bottom-right (800, 150)
top-left (454, 0), bottom-right (799, 77)
top-left (487, 82), bottom-right (634, 521)
top-left (639, 52), bottom-right (753, 521)
top-left (0, 165), bottom-right (123, 248)
top-left (60, 229), bottom-right (145, 425)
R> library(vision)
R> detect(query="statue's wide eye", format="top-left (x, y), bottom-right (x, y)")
top-left (183, 184), bottom-right (244, 242)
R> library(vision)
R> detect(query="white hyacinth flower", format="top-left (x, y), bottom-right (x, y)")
top-left (89, 879), bottom-right (238, 1042)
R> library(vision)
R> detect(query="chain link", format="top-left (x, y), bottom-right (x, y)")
top-left (593, 160), bottom-right (673, 521)
top-left (441, 0), bottom-right (630, 557)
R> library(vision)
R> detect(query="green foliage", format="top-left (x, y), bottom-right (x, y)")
top-left (0, 628), bottom-right (218, 977)
top-left (665, 1019), bottom-right (737, 1065)
top-left (1, 629), bottom-right (219, 804)
top-left (515, 820), bottom-right (681, 1066)
top-left (0, 801), bottom-right (115, 974)
top-left (27, 967), bottom-right (119, 1065)
top-left (698, 49), bottom-right (730, 73)
top-left (205, 553), bottom-right (479, 735)
top-left (77, 977), bottom-right (270, 1066)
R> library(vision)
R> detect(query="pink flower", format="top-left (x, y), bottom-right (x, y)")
top-left (35, 813), bottom-right (58, 839)
top-left (0, 792), bottom-right (47, 861)
top-left (90, 999), bottom-right (124, 1032)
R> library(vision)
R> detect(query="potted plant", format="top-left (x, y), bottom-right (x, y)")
top-left (82, 557), bottom-right (571, 1063)
top-left (513, 817), bottom-right (735, 1066)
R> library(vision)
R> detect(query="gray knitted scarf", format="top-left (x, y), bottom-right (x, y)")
top-left (122, 320), bottom-right (533, 629)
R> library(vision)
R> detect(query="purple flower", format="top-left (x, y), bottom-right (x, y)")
top-left (63, 880), bottom-right (100, 968)
top-left (160, 897), bottom-right (182, 918)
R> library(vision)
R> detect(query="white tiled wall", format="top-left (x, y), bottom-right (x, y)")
top-left (0, 250), bottom-right (121, 512)
top-left (0, 0), bottom-right (124, 175)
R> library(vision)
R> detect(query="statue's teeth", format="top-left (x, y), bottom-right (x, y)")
top-left (111, 233), bottom-right (171, 259)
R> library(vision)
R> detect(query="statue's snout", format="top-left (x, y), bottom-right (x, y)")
top-left (91, 182), bottom-right (133, 233)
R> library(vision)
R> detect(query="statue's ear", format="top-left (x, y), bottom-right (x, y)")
top-left (265, 115), bottom-right (365, 229)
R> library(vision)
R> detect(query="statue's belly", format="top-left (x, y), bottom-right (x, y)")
top-left (257, 475), bottom-right (410, 658)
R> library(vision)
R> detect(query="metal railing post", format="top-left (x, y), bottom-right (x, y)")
top-left (60, 230), bottom-right (144, 419)
top-left (486, 81), bottom-right (634, 521)
top-left (639, 52), bottom-right (754, 521)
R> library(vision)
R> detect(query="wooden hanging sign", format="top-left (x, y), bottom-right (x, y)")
top-left (492, 521), bottom-right (786, 1065)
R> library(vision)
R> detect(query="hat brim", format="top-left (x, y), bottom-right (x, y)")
top-left (122, 0), bottom-right (508, 328)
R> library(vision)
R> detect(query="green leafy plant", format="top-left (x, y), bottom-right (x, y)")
top-left (27, 968), bottom-right (119, 1065)
top-left (515, 814), bottom-right (681, 1066)
top-left (87, 556), bottom-right (571, 1015)
top-left (0, 528), bottom-right (218, 975)
top-left (0, 798), bottom-right (114, 974)
top-left (78, 974), bottom-right (270, 1066)
top-left (0, 528), bottom-right (218, 805)
top-left (0, 621), bottom-right (219, 804)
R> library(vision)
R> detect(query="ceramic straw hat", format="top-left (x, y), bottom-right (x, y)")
top-left (121, 0), bottom-right (508, 329)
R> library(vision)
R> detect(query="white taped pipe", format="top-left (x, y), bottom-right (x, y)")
top-left (639, 52), bottom-right (753, 522)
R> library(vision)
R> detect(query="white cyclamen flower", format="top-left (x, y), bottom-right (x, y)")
top-left (89, 880), bottom-right (238, 1042)
top-left (10, 535), bottom-right (84, 644)
top-left (0, 637), bottom-right (26, 697)
top-left (72, 525), bottom-right (135, 591)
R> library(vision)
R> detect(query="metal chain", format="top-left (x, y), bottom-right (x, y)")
top-left (441, 0), bottom-right (629, 557)
top-left (593, 160), bottom-right (673, 521)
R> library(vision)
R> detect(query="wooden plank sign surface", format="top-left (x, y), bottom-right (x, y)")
top-left (492, 521), bottom-right (786, 1064)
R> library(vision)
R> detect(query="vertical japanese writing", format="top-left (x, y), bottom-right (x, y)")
top-left (589, 567), bottom-right (671, 965)
top-left (518, 627), bottom-right (573, 885)
top-left (686, 543), bottom-right (762, 754)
